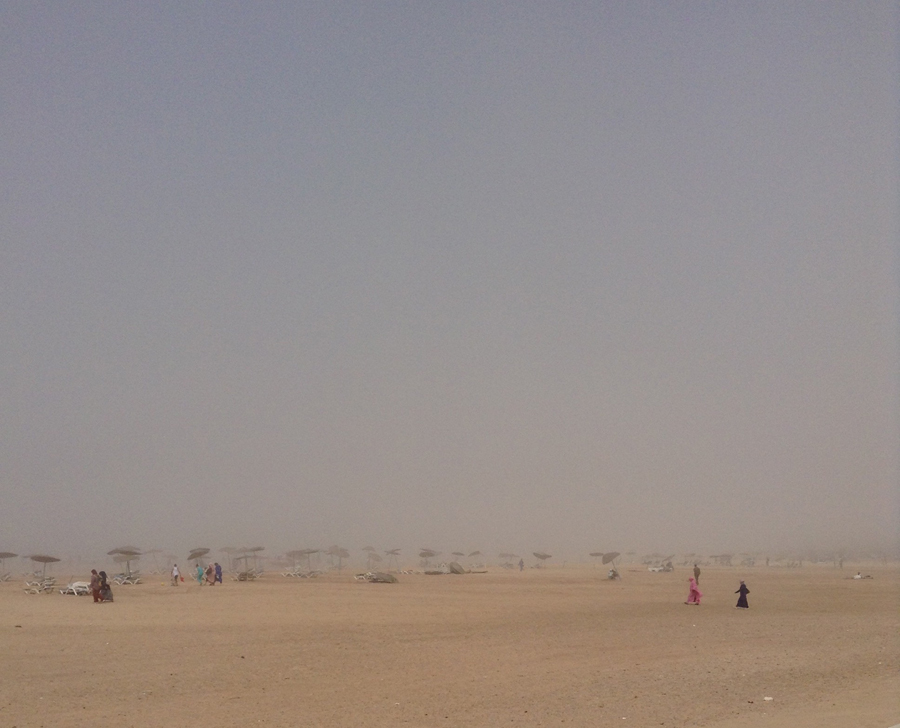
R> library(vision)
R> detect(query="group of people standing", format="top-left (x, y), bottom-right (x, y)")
top-left (171, 562), bottom-right (222, 585)
top-left (89, 569), bottom-right (113, 603)
top-left (200, 562), bottom-right (223, 585)
top-left (685, 564), bottom-right (749, 608)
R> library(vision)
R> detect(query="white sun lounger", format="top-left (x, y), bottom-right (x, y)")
top-left (60, 581), bottom-right (91, 596)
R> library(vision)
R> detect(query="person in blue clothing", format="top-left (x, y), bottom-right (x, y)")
top-left (214, 562), bottom-right (223, 584)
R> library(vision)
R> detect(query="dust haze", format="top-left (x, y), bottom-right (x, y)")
top-left (1, 3), bottom-right (897, 566)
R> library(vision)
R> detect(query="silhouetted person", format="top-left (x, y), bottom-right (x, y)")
top-left (99, 571), bottom-right (113, 602)
top-left (735, 581), bottom-right (749, 609)
top-left (90, 569), bottom-right (101, 603)
top-left (693, 563), bottom-right (700, 583)
top-left (518, 559), bottom-right (524, 572)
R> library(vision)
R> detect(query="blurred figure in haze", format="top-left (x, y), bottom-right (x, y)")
top-left (685, 577), bottom-right (702, 605)
top-left (171, 564), bottom-right (179, 586)
top-left (99, 571), bottom-right (113, 602)
top-left (693, 563), bottom-right (700, 583)
top-left (735, 580), bottom-right (749, 609)
top-left (518, 559), bottom-right (524, 572)
top-left (90, 569), bottom-right (101, 602)
top-left (214, 563), bottom-right (223, 583)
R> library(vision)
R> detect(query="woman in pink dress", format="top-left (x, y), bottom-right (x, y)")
top-left (685, 576), bottom-right (702, 605)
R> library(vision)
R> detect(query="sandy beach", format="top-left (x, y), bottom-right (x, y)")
top-left (1, 564), bottom-right (897, 727)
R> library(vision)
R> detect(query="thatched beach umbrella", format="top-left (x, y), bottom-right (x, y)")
top-left (602, 552), bottom-right (620, 565)
top-left (285, 550), bottom-right (305, 571)
top-left (141, 548), bottom-right (164, 573)
top-left (0, 552), bottom-right (17, 572)
top-left (362, 546), bottom-right (377, 569)
top-left (384, 548), bottom-right (400, 570)
top-left (325, 546), bottom-right (349, 570)
top-left (108, 547), bottom-right (141, 576)
top-left (299, 548), bottom-right (319, 570)
top-left (533, 552), bottom-right (552, 565)
top-left (188, 548), bottom-right (210, 566)
top-left (29, 554), bottom-right (60, 579)
top-left (245, 546), bottom-right (265, 571)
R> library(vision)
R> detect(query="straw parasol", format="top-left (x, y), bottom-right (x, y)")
top-left (361, 549), bottom-right (381, 569)
top-left (29, 554), bottom-right (60, 579)
top-left (188, 548), bottom-right (210, 566)
top-left (418, 549), bottom-right (438, 567)
top-left (384, 548), bottom-right (400, 570)
top-left (285, 550), bottom-right (306, 571)
top-left (325, 546), bottom-right (349, 570)
top-left (244, 546), bottom-right (265, 571)
top-left (0, 552), bottom-right (17, 572)
top-left (299, 548), bottom-right (319, 570)
top-left (108, 547), bottom-right (141, 576)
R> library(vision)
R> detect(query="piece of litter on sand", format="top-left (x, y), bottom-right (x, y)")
top-left (764, 697), bottom-right (773, 701)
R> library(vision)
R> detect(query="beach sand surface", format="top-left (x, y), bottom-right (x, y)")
top-left (1, 564), bottom-right (897, 727)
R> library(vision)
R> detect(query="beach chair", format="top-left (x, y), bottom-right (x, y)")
top-left (60, 581), bottom-right (90, 596)
top-left (24, 579), bottom-right (56, 594)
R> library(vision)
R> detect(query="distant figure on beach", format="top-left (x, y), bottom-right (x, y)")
top-left (196, 564), bottom-right (204, 584)
top-left (693, 563), bottom-right (700, 583)
top-left (172, 564), bottom-right (179, 586)
top-left (205, 564), bottom-right (215, 585)
top-left (735, 581), bottom-right (749, 609)
top-left (90, 569), bottom-right (101, 603)
top-left (685, 576), bottom-right (702, 605)
top-left (518, 559), bottom-right (524, 572)
top-left (99, 571), bottom-right (113, 602)
top-left (214, 563), bottom-right (223, 583)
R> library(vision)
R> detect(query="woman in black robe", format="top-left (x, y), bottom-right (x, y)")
top-left (735, 580), bottom-right (749, 609)
top-left (99, 571), bottom-right (114, 602)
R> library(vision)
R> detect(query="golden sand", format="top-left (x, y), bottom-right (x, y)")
top-left (2, 564), bottom-right (897, 727)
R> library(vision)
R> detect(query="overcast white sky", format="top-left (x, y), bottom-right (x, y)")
top-left (1, 2), bottom-right (897, 563)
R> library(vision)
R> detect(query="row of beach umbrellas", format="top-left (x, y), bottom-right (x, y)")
top-left (0, 548), bottom-right (622, 578)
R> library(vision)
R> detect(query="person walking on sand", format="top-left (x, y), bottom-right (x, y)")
top-left (735, 580), bottom-right (749, 609)
top-left (90, 569), bottom-right (102, 603)
top-left (205, 563), bottom-right (215, 585)
top-left (172, 564), bottom-right (180, 586)
top-left (214, 562), bottom-right (222, 584)
top-left (693, 563), bottom-right (700, 583)
top-left (196, 563), bottom-right (204, 585)
top-left (685, 576), bottom-right (702, 605)
top-left (99, 571), bottom-right (113, 602)
top-left (518, 558), bottom-right (525, 572)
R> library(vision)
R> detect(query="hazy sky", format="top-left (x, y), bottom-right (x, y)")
top-left (2, 2), bottom-right (897, 563)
